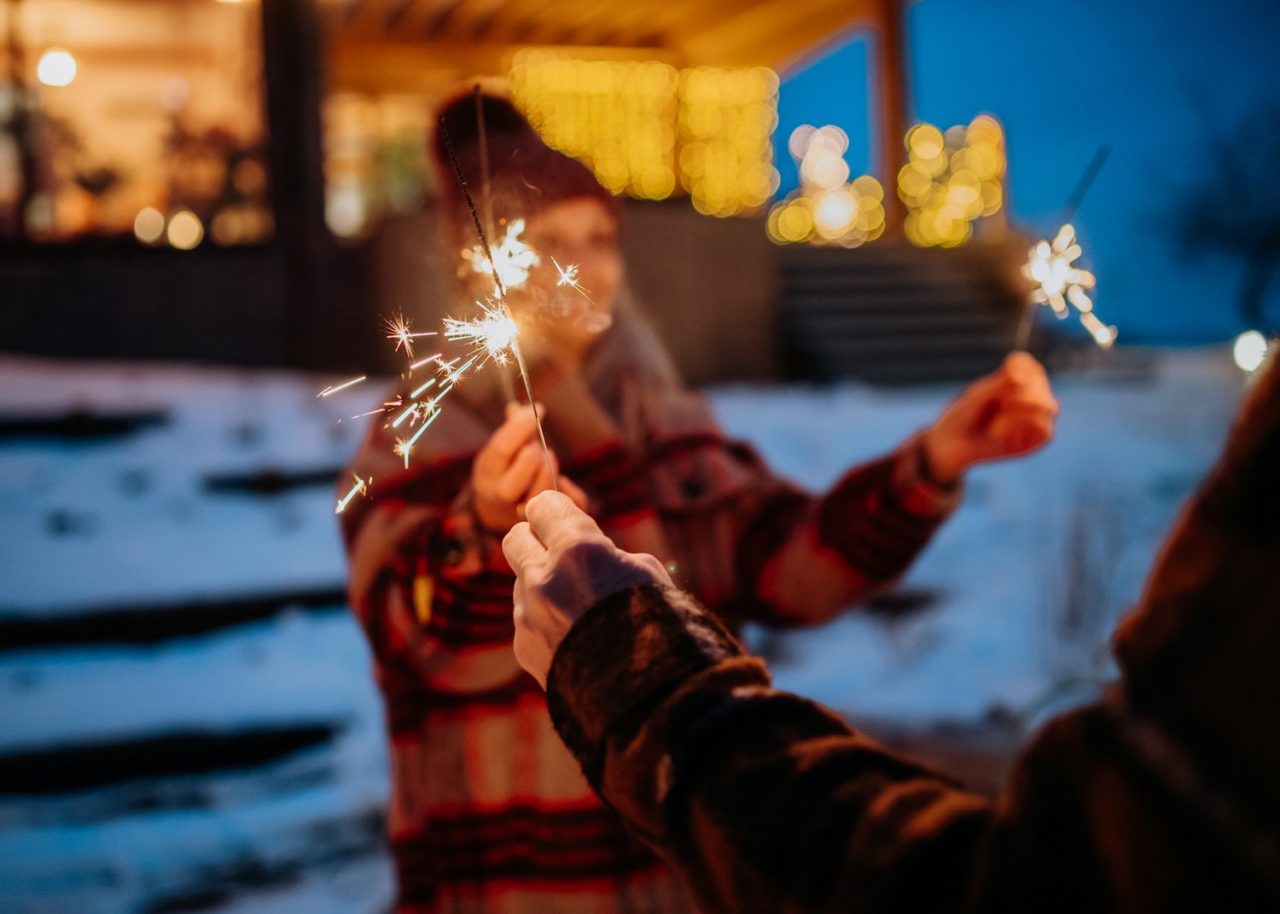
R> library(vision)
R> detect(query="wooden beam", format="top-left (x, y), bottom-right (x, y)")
top-left (427, 0), bottom-right (511, 41)
top-left (873, 0), bottom-right (908, 235)
top-left (388, 0), bottom-right (461, 38)
top-left (503, 0), bottom-right (606, 46)
top-left (260, 0), bottom-right (336, 369)
top-left (330, 35), bottom-right (678, 93)
top-left (343, 0), bottom-right (401, 36)
top-left (679, 0), bottom-right (881, 69)
top-left (466, 0), bottom-right (561, 44)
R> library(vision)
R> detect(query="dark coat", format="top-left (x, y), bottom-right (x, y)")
top-left (545, 364), bottom-right (1280, 914)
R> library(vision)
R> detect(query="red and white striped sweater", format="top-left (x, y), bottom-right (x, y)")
top-left (340, 393), bottom-right (957, 914)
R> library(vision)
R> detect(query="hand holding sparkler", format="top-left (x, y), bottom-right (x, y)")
top-left (472, 404), bottom-right (588, 533)
top-left (920, 353), bottom-right (1058, 485)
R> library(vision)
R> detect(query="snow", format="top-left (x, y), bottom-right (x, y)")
top-left (0, 347), bottom-right (1249, 912)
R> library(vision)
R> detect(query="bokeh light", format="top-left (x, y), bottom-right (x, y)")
top-left (36, 49), bottom-right (78, 88)
top-left (509, 54), bottom-right (778, 216)
top-left (900, 115), bottom-right (1006, 248)
top-left (767, 125), bottom-right (884, 247)
top-left (1233, 330), bottom-right (1270, 373)
top-left (133, 208), bottom-right (166, 245)
top-left (165, 209), bottom-right (204, 250)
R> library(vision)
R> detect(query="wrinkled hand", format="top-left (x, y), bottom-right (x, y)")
top-left (921, 352), bottom-right (1058, 485)
top-left (472, 404), bottom-right (588, 532)
top-left (503, 491), bottom-right (672, 688)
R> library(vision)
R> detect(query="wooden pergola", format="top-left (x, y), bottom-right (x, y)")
top-left (328, 0), bottom-right (912, 227)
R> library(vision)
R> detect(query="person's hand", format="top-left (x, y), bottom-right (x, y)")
top-left (503, 491), bottom-right (672, 688)
top-left (472, 404), bottom-right (587, 532)
top-left (920, 352), bottom-right (1058, 485)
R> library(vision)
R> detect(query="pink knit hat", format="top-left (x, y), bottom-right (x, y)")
top-left (432, 91), bottom-right (618, 238)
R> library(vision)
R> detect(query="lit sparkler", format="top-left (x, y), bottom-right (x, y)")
top-left (385, 314), bottom-right (438, 361)
top-left (443, 300), bottom-right (520, 364)
top-left (335, 473), bottom-right (371, 514)
top-left (318, 375), bottom-right (366, 398)
top-left (323, 111), bottom-right (575, 514)
top-left (466, 218), bottom-right (540, 291)
top-left (440, 116), bottom-right (559, 491)
top-left (551, 256), bottom-right (592, 301)
top-left (1021, 223), bottom-right (1115, 349)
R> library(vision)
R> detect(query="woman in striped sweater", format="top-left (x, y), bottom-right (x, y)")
top-left (339, 93), bottom-right (1057, 914)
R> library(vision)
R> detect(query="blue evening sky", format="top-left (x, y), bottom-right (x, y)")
top-left (774, 0), bottom-right (1280, 344)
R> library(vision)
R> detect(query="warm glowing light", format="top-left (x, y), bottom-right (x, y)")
top-left (133, 207), bottom-right (165, 244)
top-left (900, 116), bottom-right (1006, 248)
top-left (1233, 330), bottom-right (1270, 373)
top-left (467, 219), bottom-right (539, 290)
top-left (37, 49), bottom-right (77, 87)
top-left (318, 375), bottom-right (367, 398)
top-left (1023, 223), bottom-right (1114, 348)
top-left (335, 473), bottom-right (371, 514)
top-left (510, 54), bottom-right (777, 216)
top-left (444, 301), bottom-right (520, 363)
top-left (384, 315), bottom-right (436, 361)
top-left (166, 210), bottom-right (204, 250)
top-left (768, 126), bottom-right (884, 247)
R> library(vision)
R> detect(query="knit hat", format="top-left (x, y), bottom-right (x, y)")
top-left (431, 91), bottom-right (618, 240)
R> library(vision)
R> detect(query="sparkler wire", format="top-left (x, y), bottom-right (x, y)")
top-left (439, 116), bottom-right (559, 492)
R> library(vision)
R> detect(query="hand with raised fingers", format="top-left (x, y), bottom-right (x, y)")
top-left (502, 491), bottom-right (671, 687)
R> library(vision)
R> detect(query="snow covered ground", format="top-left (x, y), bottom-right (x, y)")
top-left (0, 348), bottom-right (1248, 912)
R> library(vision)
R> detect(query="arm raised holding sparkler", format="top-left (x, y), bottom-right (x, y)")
top-left (738, 352), bottom-right (1056, 627)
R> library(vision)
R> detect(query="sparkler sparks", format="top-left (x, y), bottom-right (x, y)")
top-left (318, 375), bottom-right (366, 398)
top-left (1022, 223), bottom-right (1115, 349)
top-left (551, 256), bottom-right (591, 300)
top-left (443, 301), bottom-right (520, 364)
top-left (325, 113), bottom-right (572, 515)
top-left (335, 473), bottom-right (371, 514)
top-left (466, 219), bottom-right (540, 291)
top-left (385, 315), bottom-right (437, 361)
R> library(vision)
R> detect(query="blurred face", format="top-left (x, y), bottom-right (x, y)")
top-left (518, 197), bottom-right (621, 360)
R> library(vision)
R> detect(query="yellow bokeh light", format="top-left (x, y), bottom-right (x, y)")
top-left (898, 115), bottom-right (1006, 247)
top-left (510, 54), bottom-right (777, 217)
top-left (907, 124), bottom-right (944, 160)
top-left (768, 127), bottom-right (883, 248)
top-left (133, 207), bottom-right (165, 244)
top-left (166, 209), bottom-right (204, 250)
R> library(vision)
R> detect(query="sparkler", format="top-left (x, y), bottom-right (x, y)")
top-left (323, 104), bottom-right (589, 513)
top-left (1017, 146), bottom-right (1114, 350)
top-left (318, 375), bottom-right (366, 398)
top-left (440, 116), bottom-right (559, 491)
top-left (385, 315), bottom-right (437, 361)
top-left (1020, 223), bottom-right (1115, 349)
top-left (551, 256), bottom-right (591, 300)
top-left (335, 473), bottom-right (371, 514)
top-left (466, 219), bottom-right (540, 291)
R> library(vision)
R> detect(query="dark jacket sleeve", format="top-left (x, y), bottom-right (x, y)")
top-left (546, 584), bottom-right (997, 914)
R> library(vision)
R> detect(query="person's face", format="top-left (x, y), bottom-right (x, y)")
top-left (520, 198), bottom-right (621, 358)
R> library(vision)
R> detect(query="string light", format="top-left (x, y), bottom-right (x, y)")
top-left (900, 115), bottom-right (1006, 248)
top-left (509, 53), bottom-right (779, 217)
top-left (767, 126), bottom-right (884, 247)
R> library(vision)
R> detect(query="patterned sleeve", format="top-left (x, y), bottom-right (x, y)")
top-left (733, 434), bottom-right (961, 625)
top-left (340, 449), bottom-right (518, 695)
